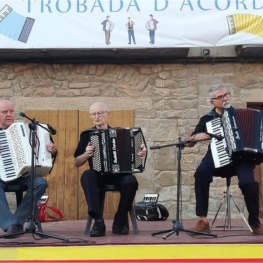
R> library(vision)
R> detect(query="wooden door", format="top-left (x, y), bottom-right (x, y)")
top-left (25, 109), bottom-right (134, 220)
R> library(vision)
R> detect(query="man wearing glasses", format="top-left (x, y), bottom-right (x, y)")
top-left (186, 84), bottom-right (263, 235)
top-left (74, 102), bottom-right (147, 237)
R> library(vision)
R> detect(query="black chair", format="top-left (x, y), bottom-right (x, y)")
top-left (84, 184), bottom-right (139, 235)
top-left (4, 185), bottom-right (43, 232)
top-left (211, 174), bottom-right (252, 232)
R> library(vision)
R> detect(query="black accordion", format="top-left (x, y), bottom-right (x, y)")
top-left (222, 107), bottom-right (263, 164)
top-left (89, 127), bottom-right (147, 174)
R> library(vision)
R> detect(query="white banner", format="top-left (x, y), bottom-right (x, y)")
top-left (1, 0), bottom-right (263, 49)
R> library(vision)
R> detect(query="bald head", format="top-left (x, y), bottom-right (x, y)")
top-left (89, 102), bottom-right (109, 129)
top-left (0, 100), bottom-right (15, 129)
top-left (89, 102), bottom-right (109, 112)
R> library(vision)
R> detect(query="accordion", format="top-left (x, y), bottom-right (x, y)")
top-left (0, 5), bottom-right (35, 43)
top-left (206, 107), bottom-right (263, 168)
top-left (0, 122), bottom-right (53, 182)
top-left (89, 127), bottom-right (147, 174)
top-left (135, 194), bottom-right (169, 221)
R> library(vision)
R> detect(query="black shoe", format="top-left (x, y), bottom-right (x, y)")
top-left (112, 225), bottom-right (129, 235)
top-left (4, 224), bottom-right (21, 238)
top-left (90, 220), bottom-right (106, 237)
top-left (128, 43), bottom-right (131, 44)
top-left (6, 224), bottom-right (19, 234)
top-left (18, 224), bottom-right (24, 232)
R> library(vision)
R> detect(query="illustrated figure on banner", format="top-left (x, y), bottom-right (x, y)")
top-left (145, 14), bottom-right (158, 45)
top-left (101, 15), bottom-right (114, 45)
top-left (126, 17), bottom-right (136, 45)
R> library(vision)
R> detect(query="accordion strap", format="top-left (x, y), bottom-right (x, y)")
top-left (48, 135), bottom-right (56, 174)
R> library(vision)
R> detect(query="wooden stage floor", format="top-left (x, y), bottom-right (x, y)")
top-left (0, 218), bottom-right (262, 246)
top-left (1, 219), bottom-right (263, 262)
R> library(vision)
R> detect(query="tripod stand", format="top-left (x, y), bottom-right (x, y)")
top-left (0, 115), bottom-right (69, 242)
top-left (151, 137), bottom-right (217, 240)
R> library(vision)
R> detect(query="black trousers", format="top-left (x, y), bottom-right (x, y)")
top-left (194, 152), bottom-right (260, 226)
top-left (81, 169), bottom-right (138, 225)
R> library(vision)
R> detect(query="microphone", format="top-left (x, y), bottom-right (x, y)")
top-left (47, 124), bottom-right (56, 135)
top-left (206, 133), bottom-right (224, 141)
top-left (19, 112), bottom-right (39, 123)
top-left (20, 112), bottom-right (56, 135)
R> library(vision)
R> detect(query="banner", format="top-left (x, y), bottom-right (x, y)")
top-left (1, 0), bottom-right (263, 49)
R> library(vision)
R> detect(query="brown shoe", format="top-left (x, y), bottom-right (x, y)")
top-left (251, 223), bottom-right (263, 235)
top-left (190, 220), bottom-right (211, 233)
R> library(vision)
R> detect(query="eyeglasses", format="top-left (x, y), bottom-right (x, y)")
top-left (212, 92), bottom-right (230, 101)
top-left (90, 111), bottom-right (107, 117)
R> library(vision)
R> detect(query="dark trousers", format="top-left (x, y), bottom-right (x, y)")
top-left (81, 169), bottom-right (138, 225)
top-left (194, 152), bottom-right (260, 226)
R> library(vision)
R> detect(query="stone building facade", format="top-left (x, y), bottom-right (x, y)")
top-left (1, 62), bottom-right (262, 221)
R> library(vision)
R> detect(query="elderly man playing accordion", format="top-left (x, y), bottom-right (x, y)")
top-left (0, 100), bottom-right (57, 236)
top-left (186, 84), bottom-right (263, 235)
top-left (74, 102), bottom-right (147, 237)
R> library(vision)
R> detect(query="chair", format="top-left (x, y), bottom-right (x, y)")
top-left (211, 175), bottom-right (252, 232)
top-left (84, 184), bottom-right (139, 235)
top-left (4, 185), bottom-right (43, 232)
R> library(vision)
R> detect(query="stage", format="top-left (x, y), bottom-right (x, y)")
top-left (0, 219), bottom-right (263, 262)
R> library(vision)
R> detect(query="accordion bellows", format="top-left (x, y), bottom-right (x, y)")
top-left (89, 127), bottom-right (147, 174)
top-left (207, 107), bottom-right (263, 168)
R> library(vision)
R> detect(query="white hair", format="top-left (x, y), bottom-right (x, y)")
top-left (89, 102), bottom-right (109, 112)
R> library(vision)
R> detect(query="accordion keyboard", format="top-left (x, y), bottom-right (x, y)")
top-left (0, 131), bottom-right (16, 180)
top-left (206, 118), bottom-right (231, 168)
top-left (0, 122), bottom-right (53, 182)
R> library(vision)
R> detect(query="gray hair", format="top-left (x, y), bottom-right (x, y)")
top-left (207, 84), bottom-right (225, 100)
top-left (89, 102), bottom-right (109, 112)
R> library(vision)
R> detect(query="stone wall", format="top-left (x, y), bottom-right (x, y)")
top-left (2, 62), bottom-right (262, 220)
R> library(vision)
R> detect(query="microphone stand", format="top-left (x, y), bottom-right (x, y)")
top-left (151, 137), bottom-right (218, 239)
top-left (0, 114), bottom-right (69, 242)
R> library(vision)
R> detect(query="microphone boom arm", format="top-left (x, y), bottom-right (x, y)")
top-left (150, 137), bottom-right (212, 150)
top-left (19, 112), bottom-right (56, 135)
